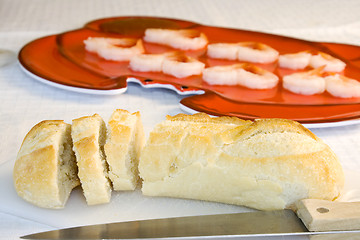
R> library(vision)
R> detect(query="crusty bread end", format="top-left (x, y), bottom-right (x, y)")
top-left (139, 114), bottom-right (344, 211)
top-left (13, 120), bottom-right (79, 209)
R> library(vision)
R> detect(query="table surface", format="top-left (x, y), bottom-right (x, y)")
top-left (1, 0), bottom-right (360, 239)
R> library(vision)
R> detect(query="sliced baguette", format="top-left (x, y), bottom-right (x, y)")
top-left (104, 109), bottom-right (145, 191)
top-left (139, 113), bottom-right (344, 211)
top-left (71, 114), bottom-right (111, 205)
top-left (13, 120), bottom-right (79, 209)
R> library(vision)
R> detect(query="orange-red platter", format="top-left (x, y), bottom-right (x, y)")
top-left (18, 16), bottom-right (360, 126)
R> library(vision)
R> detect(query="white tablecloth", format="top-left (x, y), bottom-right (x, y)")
top-left (1, 0), bottom-right (360, 239)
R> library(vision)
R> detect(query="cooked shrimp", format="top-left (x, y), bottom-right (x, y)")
top-left (237, 64), bottom-right (279, 89)
top-left (84, 37), bottom-right (144, 61)
top-left (309, 52), bottom-right (346, 72)
top-left (203, 63), bottom-right (279, 89)
top-left (207, 43), bottom-right (240, 60)
top-left (143, 29), bottom-right (208, 50)
top-left (325, 74), bottom-right (360, 98)
top-left (278, 51), bottom-right (312, 70)
top-left (162, 52), bottom-right (205, 78)
top-left (237, 42), bottom-right (279, 64)
top-left (129, 53), bottom-right (168, 72)
top-left (202, 64), bottom-right (243, 85)
top-left (207, 42), bottom-right (279, 64)
top-left (283, 67), bottom-right (325, 95)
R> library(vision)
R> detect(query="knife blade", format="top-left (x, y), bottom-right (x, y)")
top-left (21, 199), bottom-right (360, 239)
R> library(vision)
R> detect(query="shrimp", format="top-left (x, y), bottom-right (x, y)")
top-left (282, 67), bottom-right (325, 95)
top-left (202, 64), bottom-right (242, 85)
top-left (278, 51), bottom-right (312, 70)
top-left (237, 42), bottom-right (279, 64)
top-left (203, 63), bottom-right (279, 89)
top-left (161, 52), bottom-right (205, 78)
top-left (325, 74), bottom-right (360, 98)
top-left (84, 37), bottom-right (144, 61)
top-left (309, 52), bottom-right (346, 72)
top-left (207, 42), bottom-right (279, 64)
top-left (129, 51), bottom-right (204, 78)
top-left (143, 28), bottom-right (208, 50)
top-left (207, 43), bottom-right (240, 60)
top-left (129, 53), bottom-right (168, 72)
top-left (237, 64), bottom-right (279, 89)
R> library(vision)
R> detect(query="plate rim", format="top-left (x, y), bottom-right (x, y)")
top-left (18, 61), bottom-right (128, 95)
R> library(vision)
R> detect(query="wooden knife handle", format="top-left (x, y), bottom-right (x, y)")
top-left (295, 199), bottom-right (360, 232)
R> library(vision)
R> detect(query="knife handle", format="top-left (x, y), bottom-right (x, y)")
top-left (295, 199), bottom-right (360, 232)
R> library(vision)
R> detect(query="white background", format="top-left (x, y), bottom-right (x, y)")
top-left (1, 0), bottom-right (360, 239)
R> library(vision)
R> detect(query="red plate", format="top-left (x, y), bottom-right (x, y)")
top-left (18, 16), bottom-right (360, 124)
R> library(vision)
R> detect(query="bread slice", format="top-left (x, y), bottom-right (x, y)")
top-left (139, 113), bottom-right (344, 211)
top-left (71, 114), bottom-right (111, 205)
top-left (104, 109), bottom-right (145, 191)
top-left (13, 120), bottom-right (79, 209)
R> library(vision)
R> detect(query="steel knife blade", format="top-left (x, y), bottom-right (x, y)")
top-left (20, 208), bottom-right (360, 240)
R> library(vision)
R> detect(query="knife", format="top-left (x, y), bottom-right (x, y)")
top-left (21, 199), bottom-right (360, 239)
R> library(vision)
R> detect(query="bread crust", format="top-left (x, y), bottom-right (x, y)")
top-left (72, 114), bottom-right (111, 205)
top-left (104, 109), bottom-right (145, 190)
top-left (13, 120), bottom-right (79, 209)
top-left (139, 114), bottom-right (344, 210)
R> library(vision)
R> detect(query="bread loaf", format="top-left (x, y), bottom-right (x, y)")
top-left (72, 114), bottom-right (111, 205)
top-left (139, 113), bottom-right (345, 211)
top-left (13, 120), bottom-right (79, 209)
top-left (13, 111), bottom-right (345, 211)
top-left (105, 109), bottom-right (145, 190)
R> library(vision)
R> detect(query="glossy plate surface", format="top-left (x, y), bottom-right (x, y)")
top-left (18, 16), bottom-right (360, 124)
